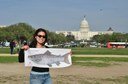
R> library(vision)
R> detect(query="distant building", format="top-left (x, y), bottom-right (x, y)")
top-left (0, 25), bottom-right (6, 28)
top-left (56, 16), bottom-right (114, 40)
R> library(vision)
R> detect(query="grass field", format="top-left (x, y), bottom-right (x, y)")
top-left (0, 47), bottom-right (18, 54)
top-left (1, 47), bottom-right (128, 55)
top-left (1, 56), bottom-right (128, 67)
top-left (71, 47), bottom-right (128, 55)
top-left (0, 56), bottom-right (18, 63)
top-left (72, 57), bottom-right (128, 67)
top-left (0, 47), bottom-right (128, 67)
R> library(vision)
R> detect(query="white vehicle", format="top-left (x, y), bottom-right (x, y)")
top-left (4, 41), bottom-right (10, 47)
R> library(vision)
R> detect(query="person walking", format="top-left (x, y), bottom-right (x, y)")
top-left (9, 40), bottom-right (15, 54)
top-left (18, 28), bottom-right (52, 84)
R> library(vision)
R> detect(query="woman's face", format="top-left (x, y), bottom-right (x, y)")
top-left (35, 31), bottom-right (46, 45)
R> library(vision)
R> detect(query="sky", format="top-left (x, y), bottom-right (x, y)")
top-left (0, 0), bottom-right (128, 32)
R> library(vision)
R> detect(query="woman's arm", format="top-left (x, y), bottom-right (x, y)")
top-left (18, 45), bottom-right (29, 63)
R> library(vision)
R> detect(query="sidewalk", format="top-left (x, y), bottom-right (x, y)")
top-left (0, 54), bottom-right (18, 56)
top-left (0, 54), bottom-right (128, 57)
top-left (73, 54), bottom-right (128, 57)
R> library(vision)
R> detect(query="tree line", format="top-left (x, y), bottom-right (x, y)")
top-left (0, 22), bottom-right (128, 46)
top-left (92, 32), bottom-right (128, 44)
top-left (0, 22), bottom-right (75, 45)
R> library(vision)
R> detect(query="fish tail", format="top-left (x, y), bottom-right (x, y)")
top-left (64, 54), bottom-right (70, 64)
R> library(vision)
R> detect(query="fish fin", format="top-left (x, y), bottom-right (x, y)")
top-left (64, 54), bottom-right (70, 64)
top-left (47, 64), bottom-right (52, 67)
top-left (56, 61), bottom-right (60, 66)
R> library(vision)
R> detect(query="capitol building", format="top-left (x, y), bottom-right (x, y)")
top-left (56, 16), bottom-right (113, 40)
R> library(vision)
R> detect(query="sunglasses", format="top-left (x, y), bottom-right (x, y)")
top-left (37, 35), bottom-right (46, 38)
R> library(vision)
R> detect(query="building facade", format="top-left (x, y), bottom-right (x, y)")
top-left (56, 16), bottom-right (113, 40)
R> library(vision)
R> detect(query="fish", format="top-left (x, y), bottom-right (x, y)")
top-left (28, 50), bottom-right (70, 67)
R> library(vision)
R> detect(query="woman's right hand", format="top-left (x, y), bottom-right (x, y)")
top-left (21, 45), bottom-right (29, 50)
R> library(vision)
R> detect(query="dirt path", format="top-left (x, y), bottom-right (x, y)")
top-left (0, 54), bottom-right (128, 57)
top-left (0, 62), bottom-right (128, 84)
top-left (73, 55), bottom-right (128, 57)
top-left (0, 54), bottom-right (18, 56)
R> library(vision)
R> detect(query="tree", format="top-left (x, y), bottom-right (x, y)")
top-left (0, 22), bottom-right (35, 42)
top-left (91, 32), bottom-right (128, 44)
top-left (66, 35), bottom-right (75, 42)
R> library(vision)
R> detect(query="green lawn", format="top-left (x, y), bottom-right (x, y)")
top-left (72, 57), bottom-right (128, 62)
top-left (1, 56), bottom-right (128, 67)
top-left (1, 47), bottom-right (128, 55)
top-left (0, 56), bottom-right (18, 63)
top-left (72, 57), bottom-right (128, 67)
top-left (71, 47), bottom-right (128, 55)
top-left (1, 47), bottom-right (128, 67)
top-left (0, 47), bottom-right (18, 54)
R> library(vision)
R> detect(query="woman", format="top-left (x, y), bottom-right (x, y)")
top-left (18, 28), bottom-right (52, 84)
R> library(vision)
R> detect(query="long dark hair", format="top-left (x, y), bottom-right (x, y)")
top-left (29, 28), bottom-right (48, 48)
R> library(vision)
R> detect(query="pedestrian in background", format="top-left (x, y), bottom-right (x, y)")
top-left (9, 40), bottom-right (15, 54)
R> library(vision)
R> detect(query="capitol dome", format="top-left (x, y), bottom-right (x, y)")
top-left (80, 16), bottom-right (89, 32)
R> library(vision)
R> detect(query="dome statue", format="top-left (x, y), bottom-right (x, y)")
top-left (80, 16), bottom-right (89, 32)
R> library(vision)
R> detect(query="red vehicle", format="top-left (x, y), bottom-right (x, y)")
top-left (107, 42), bottom-right (128, 48)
